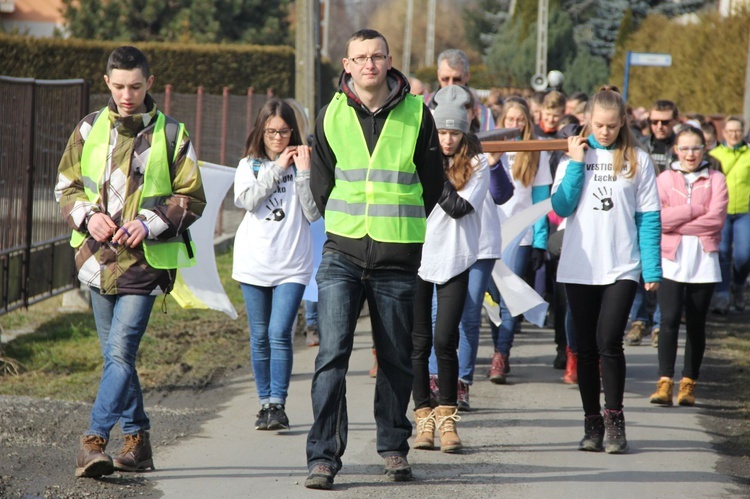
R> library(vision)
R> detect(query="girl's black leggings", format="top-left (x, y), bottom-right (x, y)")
top-left (412, 270), bottom-right (470, 409)
top-left (565, 280), bottom-right (637, 416)
top-left (657, 278), bottom-right (715, 380)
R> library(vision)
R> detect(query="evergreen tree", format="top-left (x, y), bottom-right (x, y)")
top-left (61, 0), bottom-right (291, 45)
top-left (462, 0), bottom-right (510, 55)
top-left (486, 6), bottom-right (575, 88)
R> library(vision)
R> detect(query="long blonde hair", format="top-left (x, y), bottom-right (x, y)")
top-left (582, 90), bottom-right (638, 179)
top-left (499, 99), bottom-right (539, 187)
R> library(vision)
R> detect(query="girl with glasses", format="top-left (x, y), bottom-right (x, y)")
top-left (232, 99), bottom-right (320, 432)
top-left (485, 98), bottom-right (550, 384)
top-left (649, 127), bottom-right (728, 408)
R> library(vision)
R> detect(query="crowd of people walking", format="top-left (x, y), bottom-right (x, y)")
top-left (57, 31), bottom-right (748, 489)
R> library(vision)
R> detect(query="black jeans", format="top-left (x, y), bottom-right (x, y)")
top-left (412, 270), bottom-right (470, 409)
top-left (566, 280), bottom-right (637, 415)
top-left (306, 253), bottom-right (417, 471)
top-left (657, 278), bottom-right (715, 380)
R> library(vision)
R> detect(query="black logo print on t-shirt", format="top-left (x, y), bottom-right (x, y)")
top-left (593, 186), bottom-right (614, 211)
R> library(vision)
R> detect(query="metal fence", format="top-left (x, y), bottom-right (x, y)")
top-left (0, 80), bottom-right (261, 315)
top-left (0, 76), bottom-right (87, 314)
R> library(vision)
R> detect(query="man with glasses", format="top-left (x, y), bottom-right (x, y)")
top-left (709, 116), bottom-right (750, 313)
top-left (305, 29), bottom-right (443, 490)
top-left (643, 100), bottom-right (679, 172)
top-left (424, 48), bottom-right (495, 131)
top-left (624, 100), bottom-right (678, 347)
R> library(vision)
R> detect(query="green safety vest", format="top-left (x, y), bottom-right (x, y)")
top-left (71, 108), bottom-right (197, 269)
top-left (323, 93), bottom-right (426, 243)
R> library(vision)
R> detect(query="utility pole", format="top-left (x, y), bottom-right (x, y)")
top-left (321, 0), bottom-right (330, 59)
top-left (425, 0), bottom-right (436, 66)
top-left (535, 0), bottom-right (549, 80)
top-left (295, 0), bottom-right (316, 123)
top-left (403, 0), bottom-right (414, 74)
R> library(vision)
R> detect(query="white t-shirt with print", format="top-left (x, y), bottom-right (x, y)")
top-left (232, 157), bottom-right (313, 287)
top-left (419, 155), bottom-right (489, 284)
top-left (497, 150), bottom-right (552, 246)
top-left (662, 169), bottom-right (721, 283)
top-left (553, 147), bottom-right (660, 285)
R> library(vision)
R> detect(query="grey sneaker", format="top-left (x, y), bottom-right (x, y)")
top-left (384, 455), bottom-right (413, 481)
top-left (305, 463), bottom-right (336, 490)
top-left (578, 414), bottom-right (604, 452)
top-left (255, 404), bottom-right (270, 430)
top-left (266, 404), bottom-right (290, 431)
top-left (603, 409), bottom-right (629, 454)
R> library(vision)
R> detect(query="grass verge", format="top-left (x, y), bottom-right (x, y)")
top-left (0, 251), bottom-right (249, 402)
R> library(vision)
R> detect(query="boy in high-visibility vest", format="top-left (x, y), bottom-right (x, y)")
top-left (56, 45), bottom-right (205, 478)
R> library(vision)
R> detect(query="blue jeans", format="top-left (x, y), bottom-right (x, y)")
top-left (428, 259), bottom-right (494, 384)
top-left (306, 252), bottom-right (416, 472)
top-left (305, 300), bottom-right (318, 329)
top-left (241, 282), bottom-right (305, 405)
top-left (87, 289), bottom-right (156, 440)
top-left (717, 212), bottom-right (750, 297)
top-left (629, 282), bottom-right (662, 329)
top-left (494, 245), bottom-right (531, 355)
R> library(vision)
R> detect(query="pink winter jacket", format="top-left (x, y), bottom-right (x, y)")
top-left (657, 164), bottom-right (728, 261)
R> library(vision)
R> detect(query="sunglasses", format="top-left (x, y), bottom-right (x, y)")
top-left (649, 119), bottom-right (673, 126)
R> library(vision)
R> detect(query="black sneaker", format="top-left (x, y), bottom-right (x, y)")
top-left (578, 414), bottom-right (604, 452)
top-left (383, 455), bottom-right (413, 482)
top-left (305, 463), bottom-right (336, 490)
top-left (553, 348), bottom-right (567, 369)
top-left (267, 404), bottom-right (290, 431)
top-left (603, 409), bottom-right (628, 454)
top-left (255, 404), bottom-right (270, 430)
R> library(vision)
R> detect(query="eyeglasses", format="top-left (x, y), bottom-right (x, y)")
top-left (439, 76), bottom-right (466, 84)
top-left (264, 128), bottom-right (293, 138)
top-left (675, 146), bottom-right (704, 153)
top-left (724, 129), bottom-right (744, 134)
top-left (649, 119), bottom-right (673, 126)
top-left (348, 54), bottom-right (388, 66)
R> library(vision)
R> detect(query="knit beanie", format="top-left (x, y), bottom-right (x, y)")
top-left (432, 85), bottom-right (470, 133)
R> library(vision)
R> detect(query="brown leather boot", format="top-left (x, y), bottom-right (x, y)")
top-left (562, 347), bottom-right (578, 384)
top-left (677, 377), bottom-right (696, 406)
top-left (413, 407), bottom-right (436, 450)
top-left (650, 378), bottom-right (674, 406)
top-left (113, 430), bottom-right (155, 472)
top-left (75, 435), bottom-right (114, 478)
top-left (435, 406), bottom-right (462, 453)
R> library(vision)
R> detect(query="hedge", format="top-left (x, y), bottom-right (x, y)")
top-left (0, 34), bottom-right (295, 96)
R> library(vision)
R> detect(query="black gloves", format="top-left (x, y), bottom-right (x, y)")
top-left (531, 248), bottom-right (546, 272)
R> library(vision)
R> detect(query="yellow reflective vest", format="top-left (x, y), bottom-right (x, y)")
top-left (72, 108), bottom-right (196, 269)
top-left (323, 93), bottom-right (426, 243)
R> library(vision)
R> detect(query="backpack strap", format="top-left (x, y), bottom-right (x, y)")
top-left (162, 113), bottom-right (182, 168)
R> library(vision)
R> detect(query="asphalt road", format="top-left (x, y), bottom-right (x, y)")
top-left (152, 317), bottom-right (741, 498)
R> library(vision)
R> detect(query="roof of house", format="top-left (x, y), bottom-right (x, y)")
top-left (4, 0), bottom-right (65, 23)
